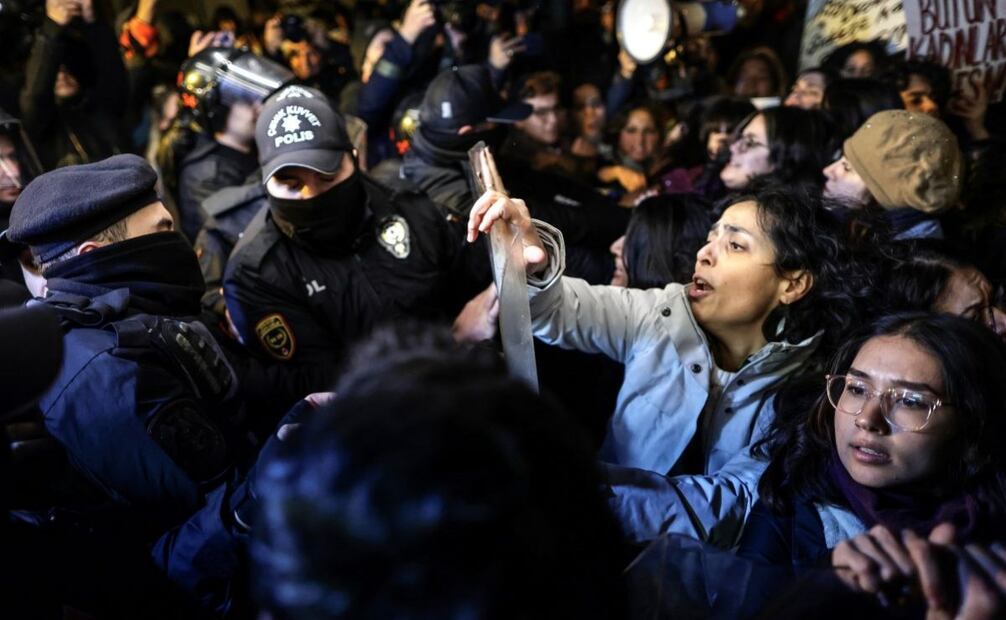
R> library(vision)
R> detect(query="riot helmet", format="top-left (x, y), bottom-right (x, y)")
top-left (178, 48), bottom-right (294, 132)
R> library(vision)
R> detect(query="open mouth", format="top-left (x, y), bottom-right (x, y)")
top-left (688, 275), bottom-right (714, 300)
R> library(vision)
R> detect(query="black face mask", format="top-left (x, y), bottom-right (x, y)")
top-left (43, 231), bottom-right (205, 317)
top-left (268, 172), bottom-right (368, 255)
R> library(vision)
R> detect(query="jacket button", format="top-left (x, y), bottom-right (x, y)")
top-left (690, 363), bottom-right (701, 373)
top-left (725, 406), bottom-right (734, 414)
top-left (661, 307), bottom-right (671, 317)
top-left (736, 378), bottom-right (746, 386)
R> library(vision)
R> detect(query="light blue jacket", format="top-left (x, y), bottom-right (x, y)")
top-left (529, 223), bottom-right (820, 546)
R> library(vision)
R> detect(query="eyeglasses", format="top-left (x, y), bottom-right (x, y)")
top-left (825, 374), bottom-right (949, 432)
top-left (733, 134), bottom-right (767, 153)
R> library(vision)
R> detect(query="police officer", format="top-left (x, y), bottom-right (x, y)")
top-left (174, 48), bottom-right (293, 240)
top-left (223, 85), bottom-right (488, 407)
top-left (4, 154), bottom-right (240, 537)
top-left (392, 65), bottom-right (629, 284)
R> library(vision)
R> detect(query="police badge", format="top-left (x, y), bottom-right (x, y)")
top-left (376, 215), bottom-right (410, 259)
top-left (255, 313), bottom-right (296, 361)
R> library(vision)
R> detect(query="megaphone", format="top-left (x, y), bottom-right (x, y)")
top-left (616, 0), bottom-right (743, 64)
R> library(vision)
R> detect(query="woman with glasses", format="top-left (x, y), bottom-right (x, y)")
top-left (466, 182), bottom-right (872, 546)
top-left (738, 313), bottom-right (1006, 612)
top-left (719, 106), bottom-right (834, 195)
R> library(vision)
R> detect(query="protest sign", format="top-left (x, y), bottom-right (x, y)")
top-left (904, 0), bottom-right (1006, 101)
top-left (799, 0), bottom-right (907, 70)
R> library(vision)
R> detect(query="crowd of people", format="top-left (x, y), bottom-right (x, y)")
top-left (1, 0), bottom-right (1006, 617)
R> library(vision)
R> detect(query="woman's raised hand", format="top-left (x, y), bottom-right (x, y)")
top-left (466, 190), bottom-right (547, 275)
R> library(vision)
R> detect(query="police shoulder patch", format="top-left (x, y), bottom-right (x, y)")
top-left (255, 313), bottom-right (296, 361)
top-left (376, 215), bottom-right (410, 259)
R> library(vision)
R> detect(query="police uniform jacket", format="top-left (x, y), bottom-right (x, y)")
top-left (194, 173), bottom-right (267, 319)
top-left (223, 175), bottom-right (489, 406)
top-left (37, 273), bottom-right (237, 535)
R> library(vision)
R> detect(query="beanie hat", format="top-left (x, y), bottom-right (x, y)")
top-left (843, 110), bottom-right (962, 214)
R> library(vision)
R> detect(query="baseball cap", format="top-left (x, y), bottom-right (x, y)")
top-left (419, 65), bottom-right (532, 133)
top-left (255, 85), bottom-right (354, 182)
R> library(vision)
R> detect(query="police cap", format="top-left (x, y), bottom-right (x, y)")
top-left (255, 85), bottom-right (353, 183)
top-left (6, 154), bottom-right (159, 263)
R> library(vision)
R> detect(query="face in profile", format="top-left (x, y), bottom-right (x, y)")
top-left (832, 334), bottom-right (959, 489)
top-left (823, 155), bottom-right (870, 207)
top-left (720, 114), bottom-right (773, 190)
top-left (609, 235), bottom-right (627, 287)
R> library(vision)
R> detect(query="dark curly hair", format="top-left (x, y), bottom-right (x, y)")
top-left (722, 181), bottom-right (878, 362)
top-left (756, 313), bottom-right (1006, 521)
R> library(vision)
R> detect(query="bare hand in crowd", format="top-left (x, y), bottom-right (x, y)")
top-left (263, 15), bottom-right (284, 55)
top-left (902, 526), bottom-right (1006, 619)
top-left (188, 31), bottom-right (233, 57)
top-left (618, 48), bottom-right (638, 79)
top-left (832, 524), bottom-right (918, 595)
top-left (948, 81), bottom-right (990, 141)
top-left (466, 190), bottom-right (548, 275)
top-left (398, 0), bottom-right (436, 45)
top-left (47, 0), bottom-right (82, 26)
top-left (598, 165), bottom-right (647, 193)
top-left (453, 283), bottom-right (500, 343)
top-left (834, 523), bottom-right (1006, 618)
top-left (489, 34), bottom-right (526, 71)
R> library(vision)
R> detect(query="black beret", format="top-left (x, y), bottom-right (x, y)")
top-left (6, 154), bottom-right (159, 262)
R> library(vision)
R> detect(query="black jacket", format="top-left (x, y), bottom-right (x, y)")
top-left (223, 175), bottom-right (489, 406)
top-left (396, 147), bottom-right (628, 284)
top-left (194, 173), bottom-right (268, 320)
top-left (36, 286), bottom-right (239, 538)
top-left (18, 19), bottom-right (129, 169)
top-left (176, 135), bottom-right (258, 241)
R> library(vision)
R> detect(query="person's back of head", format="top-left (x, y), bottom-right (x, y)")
top-left (252, 324), bottom-right (627, 620)
top-left (623, 193), bottom-right (713, 288)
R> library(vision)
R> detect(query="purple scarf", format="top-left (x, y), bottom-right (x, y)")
top-left (827, 455), bottom-right (983, 540)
